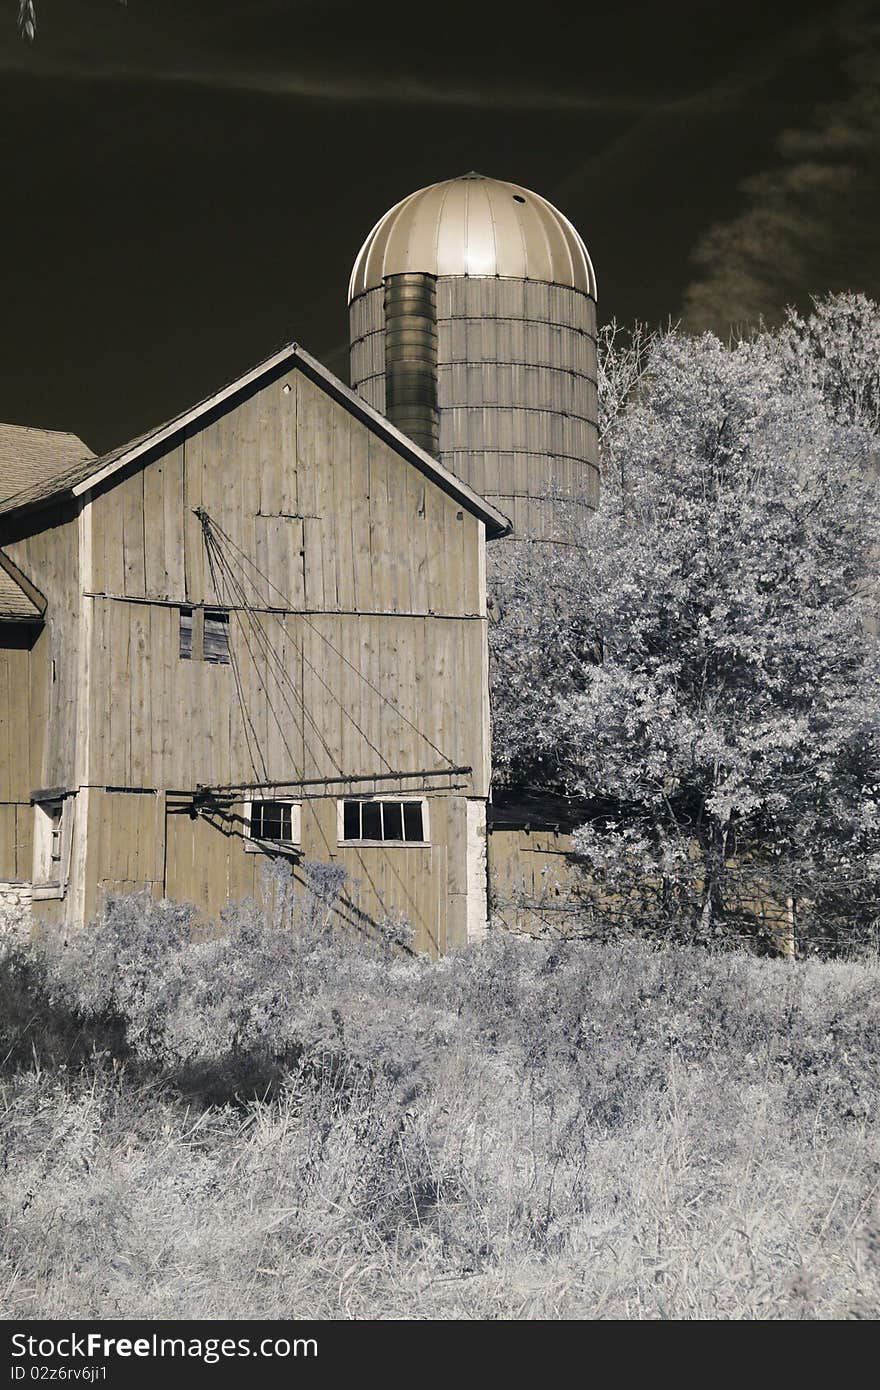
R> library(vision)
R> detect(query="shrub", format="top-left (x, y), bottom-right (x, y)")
top-left (29, 864), bottom-right (430, 1101)
top-left (3, 884), bottom-right (880, 1317)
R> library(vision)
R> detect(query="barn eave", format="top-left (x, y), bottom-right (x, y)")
top-left (0, 343), bottom-right (511, 538)
top-left (7, 343), bottom-right (508, 542)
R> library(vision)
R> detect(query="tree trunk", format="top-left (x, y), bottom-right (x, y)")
top-left (781, 895), bottom-right (797, 960)
top-left (696, 826), bottom-right (725, 941)
top-left (699, 882), bottom-right (713, 937)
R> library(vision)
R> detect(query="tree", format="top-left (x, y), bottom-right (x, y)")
top-left (595, 318), bottom-right (665, 448)
top-left (490, 327), bottom-right (880, 950)
top-left (774, 292), bottom-right (880, 435)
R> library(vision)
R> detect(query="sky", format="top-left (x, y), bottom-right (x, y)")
top-left (0, 0), bottom-right (878, 451)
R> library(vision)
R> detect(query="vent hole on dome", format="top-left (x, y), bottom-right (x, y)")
top-left (512, 194), bottom-right (526, 204)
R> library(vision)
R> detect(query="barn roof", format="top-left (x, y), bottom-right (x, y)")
top-left (0, 343), bottom-right (511, 538)
top-left (0, 424), bottom-right (96, 518)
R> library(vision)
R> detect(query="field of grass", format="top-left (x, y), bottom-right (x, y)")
top-left (1, 882), bottom-right (879, 1319)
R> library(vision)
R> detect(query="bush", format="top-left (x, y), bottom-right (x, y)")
top-left (27, 865), bottom-right (427, 1101)
top-left (2, 886), bottom-right (880, 1317)
top-left (0, 936), bottom-right (127, 1074)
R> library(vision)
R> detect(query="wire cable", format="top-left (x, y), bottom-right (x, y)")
top-left (201, 511), bottom-right (458, 770)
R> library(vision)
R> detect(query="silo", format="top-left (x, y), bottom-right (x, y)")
top-left (348, 172), bottom-right (598, 542)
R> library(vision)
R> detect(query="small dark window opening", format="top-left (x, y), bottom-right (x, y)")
top-left (382, 801), bottom-right (404, 841)
top-left (343, 800), bottom-right (360, 841)
top-left (48, 805), bottom-right (63, 871)
top-left (403, 802), bottom-right (424, 841)
top-left (34, 797), bottom-right (64, 887)
top-left (361, 801), bottom-right (382, 840)
top-left (179, 607), bottom-right (193, 659)
top-left (512, 194), bottom-right (526, 204)
top-left (203, 610), bottom-right (231, 665)
top-left (340, 799), bottom-right (426, 844)
top-left (250, 800), bottom-right (294, 843)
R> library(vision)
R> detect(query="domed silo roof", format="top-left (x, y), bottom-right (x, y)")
top-left (348, 172), bottom-right (596, 302)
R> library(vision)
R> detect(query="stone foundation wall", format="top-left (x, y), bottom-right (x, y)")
top-left (0, 881), bottom-right (33, 940)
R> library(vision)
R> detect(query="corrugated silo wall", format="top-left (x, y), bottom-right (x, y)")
top-left (350, 277), bottom-right (599, 542)
top-left (350, 287), bottom-right (386, 414)
top-left (436, 277), bottom-right (599, 542)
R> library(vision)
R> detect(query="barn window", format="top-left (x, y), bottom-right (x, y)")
top-left (203, 610), bottom-right (231, 664)
top-left (338, 798), bottom-right (428, 845)
top-left (244, 798), bottom-right (301, 852)
top-left (32, 794), bottom-right (68, 897)
top-left (179, 607), bottom-right (193, 659)
top-left (179, 606), bottom-right (231, 664)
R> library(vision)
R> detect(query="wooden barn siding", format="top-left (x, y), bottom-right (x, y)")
top-left (488, 827), bottom-right (584, 934)
top-left (162, 800), bottom-right (257, 923)
top-left (488, 828), bottom-right (799, 954)
top-left (81, 788), bottom-right (166, 922)
top-left (303, 794), bottom-right (470, 955)
top-left (89, 370), bottom-right (484, 617)
top-left (0, 637), bottom-right (31, 800)
top-left (158, 791), bottom-right (469, 957)
top-left (1, 505), bottom-right (81, 796)
top-left (0, 506), bottom-right (83, 892)
top-left (87, 604), bottom-right (485, 794)
top-left (87, 367), bottom-right (488, 793)
top-left (0, 804), bottom-right (33, 882)
top-left (78, 364), bottom-right (488, 942)
top-left (0, 631), bottom-right (35, 879)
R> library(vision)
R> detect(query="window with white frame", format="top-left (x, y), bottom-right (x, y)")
top-left (338, 798), bottom-right (428, 845)
top-left (32, 796), bottom-right (67, 895)
top-left (244, 797), bottom-right (301, 852)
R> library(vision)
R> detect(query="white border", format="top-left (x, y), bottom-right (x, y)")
top-left (243, 796), bottom-right (302, 854)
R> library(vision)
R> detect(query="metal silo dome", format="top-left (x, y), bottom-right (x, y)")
top-left (348, 174), bottom-right (599, 542)
top-left (348, 172), bottom-right (596, 302)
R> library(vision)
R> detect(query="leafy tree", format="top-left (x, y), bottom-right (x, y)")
top-left (775, 292), bottom-right (880, 435)
top-left (490, 324), bottom-right (880, 950)
top-left (595, 318), bottom-right (665, 448)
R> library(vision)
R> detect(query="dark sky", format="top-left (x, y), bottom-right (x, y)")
top-left (1, 0), bottom-right (878, 451)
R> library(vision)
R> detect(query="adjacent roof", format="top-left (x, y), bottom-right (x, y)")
top-left (0, 550), bottom-right (45, 622)
top-left (0, 424), bottom-right (95, 518)
top-left (0, 343), bottom-right (510, 539)
top-left (349, 172), bottom-right (597, 301)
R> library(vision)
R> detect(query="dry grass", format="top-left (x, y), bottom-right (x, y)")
top-left (1, 889), bottom-right (879, 1319)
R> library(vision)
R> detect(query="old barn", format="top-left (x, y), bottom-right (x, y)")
top-left (0, 343), bottom-right (508, 955)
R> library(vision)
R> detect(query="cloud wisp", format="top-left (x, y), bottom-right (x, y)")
top-left (0, 33), bottom-right (646, 115)
top-left (681, 6), bottom-right (880, 332)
